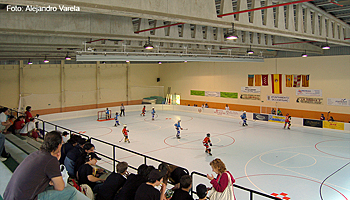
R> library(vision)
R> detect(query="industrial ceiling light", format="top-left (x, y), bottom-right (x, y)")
top-left (126, 60), bottom-right (130, 63)
top-left (28, 59), bottom-right (33, 65)
top-left (158, 62), bottom-right (162, 64)
top-left (301, 50), bottom-right (308, 57)
top-left (44, 56), bottom-right (49, 63)
top-left (247, 45), bottom-right (254, 54)
top-left (65, 52), bottom-right (71, 60)
top-left (225, 23), bottom-right (238, 40)
top-left (144, 37), bottom-right (154, 50)
top-left (321, 38), bottom-right (330, 50)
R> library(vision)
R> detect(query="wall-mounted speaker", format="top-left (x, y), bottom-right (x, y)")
top-left (157, 78), bottom-right (160, 82)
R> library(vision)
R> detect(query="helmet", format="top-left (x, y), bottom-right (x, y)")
top-left (244, 111), bottom-right (246, 113)
top-left (124, 124), bottom-right (127, 127)
top-left (152, 107), bottom-right (154, 109)
top-left (207, 133), bottom-right (210, 137)
top-left (178, 120), bottom-right (181, 122)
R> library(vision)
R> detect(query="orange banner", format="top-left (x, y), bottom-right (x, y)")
top-left (286, 75), bottom-right (293, 87)
top-left (302, 75), bottom-right (309, 87)
top-left (255, 75), bottom-right (262, 86)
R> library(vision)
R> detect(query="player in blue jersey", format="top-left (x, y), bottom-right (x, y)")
top-left (174, 120), bottom-right (183, 139)
top-left (114, 112), bottom-right (120, 126)
top-left (240, 111), bottom-right (248, 126)
top-left (106, 108), bottom-right (111, 119)
top-left (151, 107), bottom-right (156, 121)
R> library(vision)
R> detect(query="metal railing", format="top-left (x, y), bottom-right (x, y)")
top-left (4, 107), bottom-right (280, 200)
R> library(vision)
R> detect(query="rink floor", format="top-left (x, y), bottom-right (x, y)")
top-left (47, 110), bottom-right (350, 200)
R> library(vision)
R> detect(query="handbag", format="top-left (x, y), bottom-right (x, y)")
top-left (208, 172), bottom-right (235, 200)
top-left (60, 164), bottom-right (69, 187)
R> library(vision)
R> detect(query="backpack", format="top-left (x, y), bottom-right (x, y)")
top-left (71, 180), bottom-right (95, 200)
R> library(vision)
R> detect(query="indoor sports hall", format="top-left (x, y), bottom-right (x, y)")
top-left (38, 105), bottom-right (350, 200)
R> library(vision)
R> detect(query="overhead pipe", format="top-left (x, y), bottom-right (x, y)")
top-left (273, 41), bottom-right (317, 45)
top-left (134, 22), bottom-right (184, 34)
top-left (217, 0), bottom-right (314, 18)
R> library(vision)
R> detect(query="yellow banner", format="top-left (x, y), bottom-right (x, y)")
top-left (271, 74), bottom-right (282, 94)
top-left (323, 121), bottom-right (344, 130)
top-left (286, 75), bottom-right (293, 87)
top-left (255, 75), bottom-right (262, 86)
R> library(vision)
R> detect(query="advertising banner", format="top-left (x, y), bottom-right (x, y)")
top-left (253, 113), bottom-right (268, 121)
top-left (205, 91), bottom-right (220, 97)
top-left (240, 94), bottom-right (261, 100)
top-left (303, 119), bottom-right (323, 128)
top-left (296, 97), bottom-right (323, 104)
top-left (267, 95), bottom-right (290, 102)
top-left (220, 92), bottom-right (238, 99)
top-left (327, 98), bottom-right (350, 107)
top-left (323, 121), bottom-right (344, 130)
top-left (190, 90), bottom-right (205, 96)
top-left (268, 115), bottom-right (285, 123)
top-left (296, 89), bottom-right (322, 97)
top-left (241, 87), bottom-right (261, 93)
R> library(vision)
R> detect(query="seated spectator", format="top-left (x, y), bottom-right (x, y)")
top-left (171, 175), bottom-right (193, 200)
top-left (0, 107), bottom-right (11, 134)
top-left (277, 109), bottom-right (282, 116)
top-left (160, 163), bottom-right (189, 190)
top-left (74, 143), bottom-right (96, 178)
top-left (19, 118), bottom-right (40, 140)
top-left (271, 108), bottom-right (276, 115)
top-left (25, 106), bottom-right (33, 123)
top-left (7, 115), bottom-right (15, 134)
top-left (3, 131), bottom-right (90, 200)
top-left (62, 131), bottom-right (70, 143)
top-left (114, 164), bottom-right (153, 200)
top-left (64, 137), bottom-right (87, 177)
top-left (59, 135), bottom-right (79, 165)
top-left (97, 161), bottom-right (128, 200)
top-left (329, 116), bottom-right (335, 121)
top-left (77, 152), bottom-right (105, 192)
top-left (14, 116), bottom-right (25, 134)
top-left (134, 169), bottom-right (167, 200)
top-left (320, 114), bottom-right (325, 120)
top-left (195, 184), bottom-right (208, 200)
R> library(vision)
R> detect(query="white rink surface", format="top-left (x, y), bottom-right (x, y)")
top-left (45, 108), bottom-right (350, 200)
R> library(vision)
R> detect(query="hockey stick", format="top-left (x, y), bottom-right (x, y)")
top-left (182, 128), bottom-right (188, 130)
top-left (119, 136), bottom-right (124, 142)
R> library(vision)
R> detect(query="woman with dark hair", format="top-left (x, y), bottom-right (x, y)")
top-left (206, 158), bottom-right (235, 199)
top-left (25, 106), bottom-right (33, 123)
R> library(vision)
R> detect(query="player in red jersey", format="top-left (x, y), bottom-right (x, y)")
top-left (122, 124), bottom-right (130, 143)
top-left (141, 106), bottom-right (146, 116)
top-left (284, 114), bottom-right (291, 129)
top-left (203, 133), bottom-right (212, 156)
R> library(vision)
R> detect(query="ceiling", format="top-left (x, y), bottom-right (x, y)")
top-left (0, 0), bottom-right (349, 64)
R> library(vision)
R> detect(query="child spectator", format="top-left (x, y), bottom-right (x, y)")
top-left (19, 118), bottom-right (40, 140)
top-left (77, 152), bottom-right (105, 192)
top-left (14, 116), bottom-right (25, 134)
top-left (320, 114), bottom-right (325, 120)
top-left (134, 169), bottom-right (167, 200)
top-left (6, 115), bottom-right (15, 134)
top-left (64, 137), bottom-right (87, 177)
top-left (25, 106), bottom-right (33, 123)
top-left (74, 143), bottom-right (96, 178)
top-left (97, 161), bottom-right (128, 200)
top-left (115, 164), bottom-right (152, 200)
top-left (62, 131), bottom-right (69, 143)
top-left (59, 135), bottom-right (79, 165)
top-left (195, 184), bottom-right (208, 200)
top-left (171, 175), bottom-right (194, 200)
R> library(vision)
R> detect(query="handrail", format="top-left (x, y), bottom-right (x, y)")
top-left (191, 171), bottom-right (280, 200)
top-left (4, 106), bottom-right (283, 199)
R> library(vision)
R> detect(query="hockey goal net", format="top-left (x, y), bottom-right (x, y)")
top-left (97, 111), bottom-right (109, 121)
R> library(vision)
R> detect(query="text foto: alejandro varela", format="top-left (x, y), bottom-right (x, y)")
top-left (7, 5), bottom-right (80, 13)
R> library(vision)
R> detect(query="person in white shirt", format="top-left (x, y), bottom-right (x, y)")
top-left (225, 104), bottom-right (229, 111)
top-left (0, 107), bottom-right (11, 161)
top-left (20, 118), bottom-right (40, 140)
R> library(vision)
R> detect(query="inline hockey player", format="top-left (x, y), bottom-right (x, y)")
top-left (240, 111), bottom-right (248, 126)
top-left (151, 107), bottom-right (156, 120)
top-left (122, 124), bottom-right (130, 143)
top-left (106, 108), bottom-right (111, 119)
top-left (203, 133), bottom-right (212, 156)
top-left (284, 114), bottom-right (291, 129)
top-left (141, 105), bottom-right (146, 116)
top-left (174, 120), bottom-right (183, 139)
top-left (114, 112), bottom-right (120, 126)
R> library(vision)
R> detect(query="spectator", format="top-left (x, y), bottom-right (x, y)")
top-left (114, 164), bottom-right (152, 200)
top-left (320, 114), bottom-right (325, 120)
top-left (195, 184), bottom-right (208, 200)
top-left (64, 137), bottom-right (87, 177)
top-left (329, 116), bottom-right (335, 121)
top-left (0, 107), bottom-right (11, 161)
top-left (171, 175), bottom-right (193, 200)
top-left (205, 103), bottom-right (209, 108)
top-left (277, 109), bottom-right (282, 116)
top-left (0, 107), bottom-right (11, 134)
top-left (206, 158), bottom-right (235, 199)
top-left (59, 135), bottom-right (79, 165)
top-left (271, 108), bottom-right (276, 115)
top-left (62, 131), bottom-right (70, 143)
top-left (14, 116), bottom-right (25, 134)
top-left (7, 115), bottom-right (15, 134)
top-left (77, 152), bottom-right (105, 192)
top-left (225, 104), bottom-right (229, 111)
top-left (97, 161), bottom-right (128, 200)
top-left (3, 131), bottom-right (90, 200)
top-left (19, 117), bottom-right (40, 140)
top-left (159, 163), bottom-right (189, 190)
top-left (25, 106), bottom-right (33, 123)
top-left (134, 169), bottom-right (167, 200)
top-left (74, 142), bottom-right (96, 178)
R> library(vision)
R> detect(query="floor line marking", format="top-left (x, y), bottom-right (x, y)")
top-left (273, 153), bottom-right (301, 166)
